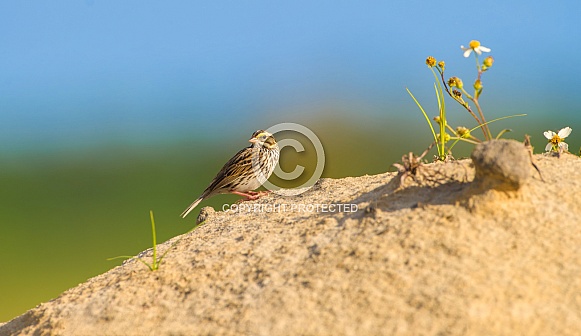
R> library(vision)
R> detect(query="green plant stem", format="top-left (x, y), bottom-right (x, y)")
top-left (150, 210), bottom-right (158, 270)
top-left (447, 114), bottom-right (526, 151)
top-left (469, 134), bottom-right (482, 142)
top-left (406, 87), bottom-right (441, 155)
top-left (472, 54), bottom-right (493, 140)
top-left (460, 87), bottom-right (474, 101)
top-left (495, 129), bottom-right (513, 139)
top-left (445, 123), bottom-right (456, 135)
top-left (472, 98), bottom-right (492, 140)
top-left (107, 212), bottom-right (204, 272)
top-left (472, 54), bottom-right (492, 140)
top-left (431, 68), bottom-right (447, 160)
top-left (450, 137), bottom-right (480, 144)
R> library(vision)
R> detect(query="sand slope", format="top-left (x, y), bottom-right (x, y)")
top-left (2, 148), bottom-right (581, 336)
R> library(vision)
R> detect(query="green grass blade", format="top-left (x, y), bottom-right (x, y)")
top-left (448, 114), bottom-right (527, 151)
top-left (106, 255), bottom-right (138, 261)
top-left (434, 84), bottom-right (446, 159)
top-left (106, 255), bottom-right (154, 271)
top-left (468, 114), bottom-right (527, 133)
top-left (108, 213), bottom-right (206, 271)
top-left (138, 259), bottom-right (154, 271)
top-left (406, 88), bottom-right (439, 150)
top-left (495, 129), bottom-right (513, 139)
top-left (150, 210), bottom-right (158, 270)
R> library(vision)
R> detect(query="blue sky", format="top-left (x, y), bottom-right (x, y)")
top-left (1, 1), bottom-right (580, 152)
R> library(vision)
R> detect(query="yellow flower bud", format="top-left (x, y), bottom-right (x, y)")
top-left (426, 56), bottom-right (437, 67)
top-left (433, 116), bottom-right (442, 124)
top-left (456, 126), bottom-right (470, 138)
top-left (483, 56), bottom-right (494, 68)
top-left (437, 61), bottom-right (445, 71)
top-left (437, 133), bottom-right (451, 143)
top-left (452, 89), bottom-right (462, 99)
top-left (474, 79), bottom-right (483, 91)
top-left (448, 77), bottom-right (463, 89)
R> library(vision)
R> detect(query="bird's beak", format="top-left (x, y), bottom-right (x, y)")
top-left (249, 138), bottom-right (258, 143)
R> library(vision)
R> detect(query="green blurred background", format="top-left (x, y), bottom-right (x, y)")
top-left (1, 1), bottom-right (580, 321)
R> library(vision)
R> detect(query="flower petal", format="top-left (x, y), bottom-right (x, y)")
top-left (479, 46), bottom-right (491, 52)
top-left (545, 143), bottom-right (553, 151)
top-left (543, 131), bottom-right (555, 139)
top-left (463, 49), bottom-right (472, 57)
top-left (558, 127), bottom-right (572, 138)
top-left (559, 142), bottom-right (569, 151)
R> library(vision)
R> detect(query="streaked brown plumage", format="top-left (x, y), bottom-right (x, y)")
top-left (181, 130), bottom-right (279, 218)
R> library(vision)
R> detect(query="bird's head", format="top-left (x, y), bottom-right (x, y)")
top-left (249, 130), bottom-right (277, 149)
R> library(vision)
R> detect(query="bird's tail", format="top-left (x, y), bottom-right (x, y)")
top-left (180, 198), bottom-right (203, 218)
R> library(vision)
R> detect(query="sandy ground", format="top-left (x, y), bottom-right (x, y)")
top-left (2, 141), bottom-right (581, 336)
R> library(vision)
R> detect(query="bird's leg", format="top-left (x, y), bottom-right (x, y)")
top-left (232, 191), bottom-right (261, 201)
top-left (247, 190), bottom-right (271, 196)
top-left (232, 189), bottom-right (273, 203)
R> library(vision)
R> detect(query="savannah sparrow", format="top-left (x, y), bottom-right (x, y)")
top-left (180, 130), bottom-right (280, 218)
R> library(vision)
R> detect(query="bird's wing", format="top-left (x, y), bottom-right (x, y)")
top-left (200, 146), bottom-right (255, 198)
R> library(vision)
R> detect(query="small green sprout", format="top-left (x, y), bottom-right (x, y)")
top-left (108, 210), bottom-right (202, 271)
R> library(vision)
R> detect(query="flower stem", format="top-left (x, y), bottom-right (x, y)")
top-left (472, 98), bottom-right (492, 140)
top-left (471, 54), bottom-right (493, 140)
top-left (439, 71), bottom-right (488, 139)
top-left (150, 210), bottom-right (158, 270)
